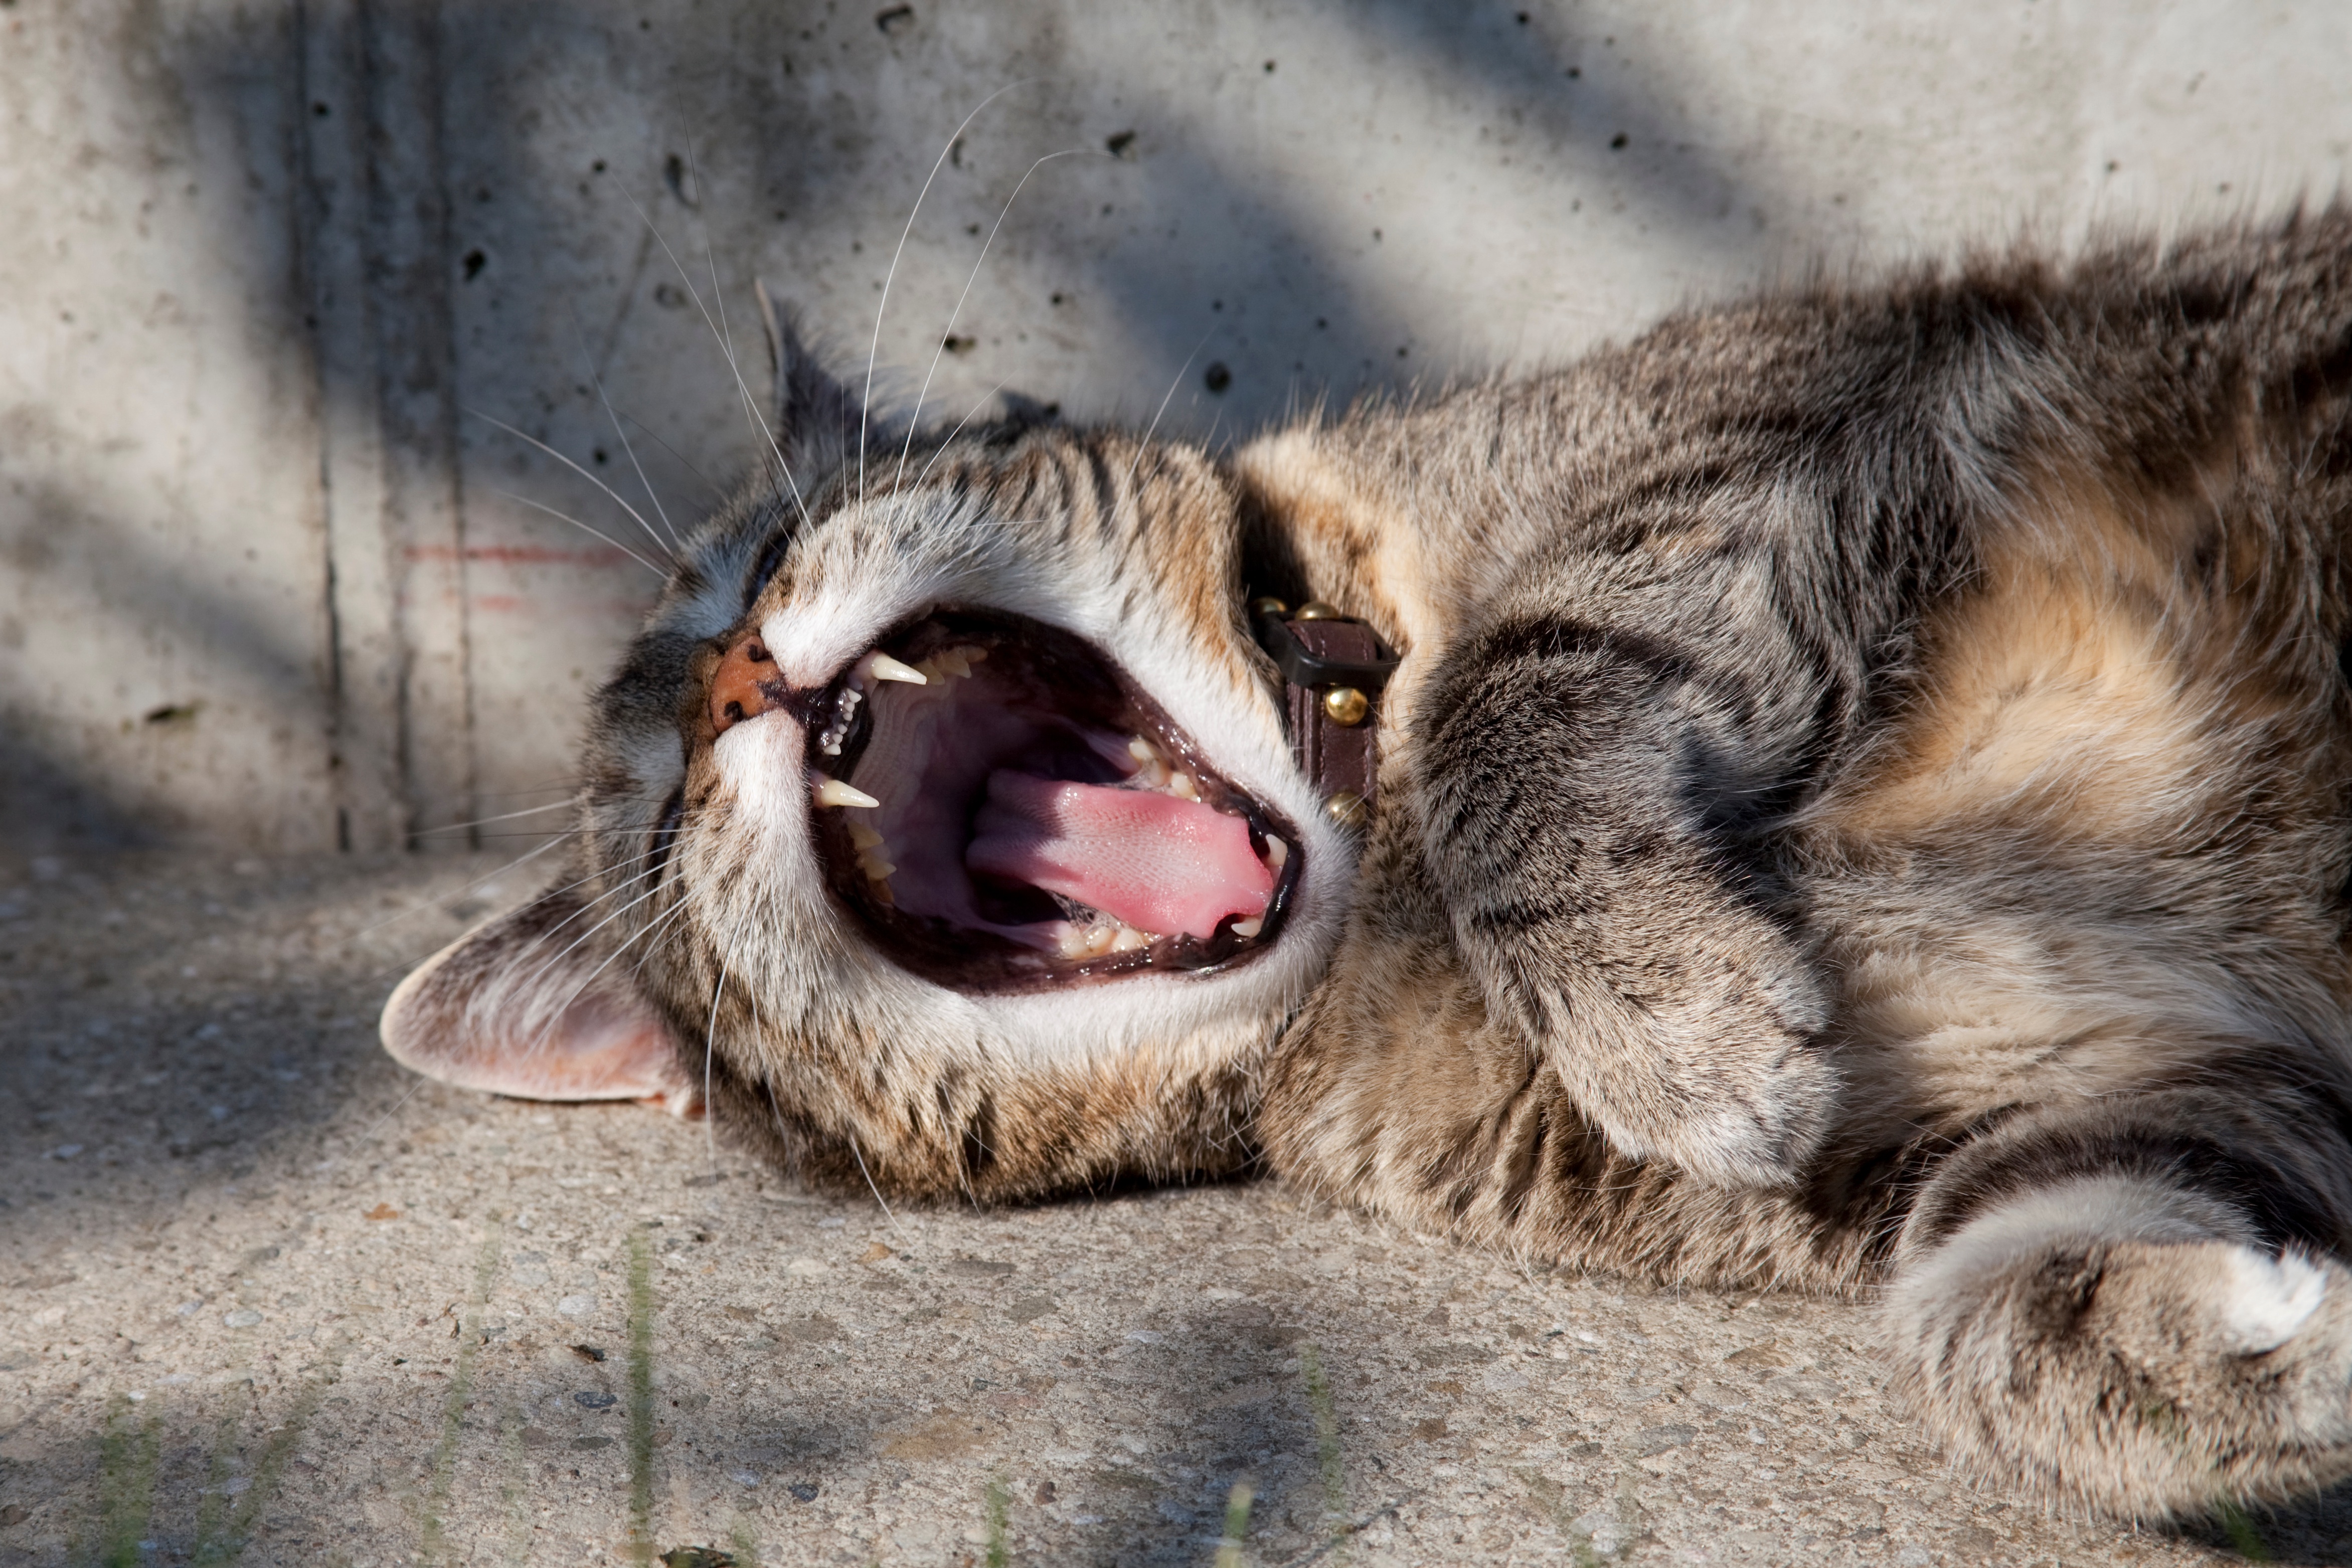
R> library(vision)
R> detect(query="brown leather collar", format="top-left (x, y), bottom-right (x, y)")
top-left (1250, 598), bottom-right (1400, 829)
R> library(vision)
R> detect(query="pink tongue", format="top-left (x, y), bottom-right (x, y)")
top-left (967, 771), bottom-right (1273, 941)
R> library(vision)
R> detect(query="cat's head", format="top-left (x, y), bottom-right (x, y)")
top-left (380, 304), bottom-right (1359, 1198)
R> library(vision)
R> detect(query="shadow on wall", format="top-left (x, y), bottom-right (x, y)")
top-left (2, 0), bottom-right (1791, 856)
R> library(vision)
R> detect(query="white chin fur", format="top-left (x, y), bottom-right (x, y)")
top-left (2219, 1247), bottom-right (2327, 1354)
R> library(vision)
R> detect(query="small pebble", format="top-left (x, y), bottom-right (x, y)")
top-left (787, 1482), bottom-right (820, 1503)
top-left (223, 1310), bottom-right (262, 1328)
top-left (574, 1390), bottom-right (617, 1410)
top-left (556, 1295), bottom-right (594, 1318)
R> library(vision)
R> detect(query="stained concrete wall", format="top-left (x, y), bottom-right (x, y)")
top-left (6, 0), bottom-right (2350, 853)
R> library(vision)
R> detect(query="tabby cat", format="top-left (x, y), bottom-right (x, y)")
top-left (385, 210), bottom-right (2352, 1519)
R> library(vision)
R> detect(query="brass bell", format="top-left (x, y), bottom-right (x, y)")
top-left (1324, 791), bottom-right (1369, 829)
top-left (1321, 686), bottom-right (1369, 726)
top-left (1293, 601), bottom-right (1343, 621)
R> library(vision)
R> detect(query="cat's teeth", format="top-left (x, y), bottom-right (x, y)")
top-left (847, 823), bottom-right (884, 850)
top-left (1168, 773), bottom-right (1200, 801)
top-left (1054, 924), bottom-right (1095, 959)
top-left (1127, 736), bottom-right (1157, 764)
top-left (1109, 926), bottom-right (1152, 952)
top-left (1263, 835), bottom-right (1288, 870)
top-left (858, 652), bottom-right (927, 686)
top-left (811, 774), bottom-right (880, 809)
top-left (931, 647), bottom-right (976, 679)
top-left (1231, 917), bottom-right (1263, 939)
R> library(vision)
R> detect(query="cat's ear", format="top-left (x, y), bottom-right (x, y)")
top-left (379, 884), bottom-right (697, 1113)
top-left (756, 278), bottom-right (879, 475)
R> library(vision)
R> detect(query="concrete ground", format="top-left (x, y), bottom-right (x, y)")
top-left (5, 850), bottom-right (2350, 1567)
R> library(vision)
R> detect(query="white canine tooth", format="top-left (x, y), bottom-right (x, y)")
top-left (812, 775), bottom-right (880, 809)
top-left (1264, 835), bottom-right (1288, 870)
top-left (861, 652), bottom-right (928, 686)
top-left (1232, 917), bottom-right (1263, 939)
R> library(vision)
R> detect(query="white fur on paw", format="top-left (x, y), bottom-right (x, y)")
top-left (2218, 1247), bottom-right (2327, 1353)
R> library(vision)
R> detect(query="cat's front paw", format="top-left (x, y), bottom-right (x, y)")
top-left (1591, 986), bottom-right (1838, 1187)
top-left (1521, 930), bottom-right (1838, 1187)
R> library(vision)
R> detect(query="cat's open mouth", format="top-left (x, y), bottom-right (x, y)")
top-left (803, 608), bottom-right (1301, 992)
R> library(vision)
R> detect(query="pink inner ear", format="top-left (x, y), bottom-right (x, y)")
top-left (380, 895), bottom-right (695, 1110)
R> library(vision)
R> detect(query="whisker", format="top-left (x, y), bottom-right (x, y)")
top-left (893, 148), bottom-right (1096, 491)
top-left (688, 139), bottom-right (769, 504)
top-left (567, 304), bottom-right (684, 553)
top-left (701, 937), bottom-right (735, 1170)
top-left (617, 410), bottom-right (730, 503)
top-left (603, 179), bottom-right (815, 534)
top-left (848, 1128), bottom-right (912, 1245)
top-left (510, 864), bottom-right (679, 994)
top-left (520, 877), bottom-right (690, 1053)
top-left (859, 81), bottom-right (1041, 504)
top-left (412, 798), bottom-right (585, 835)
top-left (908, 379), bottom-right (1016, 492)
top-left (623, 898), bottom-right (698, 985)
top-left (1123, 327), bottom-right (1220, 499)
top-left (465, 409), bottom-right (675, 563)
top-left (349, 832), bottom-right (573, 945)
top-left (482, 489), bottom-right (667, 577)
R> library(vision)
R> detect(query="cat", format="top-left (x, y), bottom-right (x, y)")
top-left (384, 208), bottom-right (2352, 1521)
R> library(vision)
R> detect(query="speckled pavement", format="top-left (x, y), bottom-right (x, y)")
top-left (3, 851), bottom-right (2347, 1566)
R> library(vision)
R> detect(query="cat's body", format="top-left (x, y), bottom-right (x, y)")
top-left (387, 212), bottom-right (2352, 1517)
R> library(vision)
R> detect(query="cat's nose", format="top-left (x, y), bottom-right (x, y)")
top-left (710, 634), bottom-right (780, 735)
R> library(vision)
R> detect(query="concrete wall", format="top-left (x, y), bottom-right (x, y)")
top-left (6, 0), bottom-right (2349, 853)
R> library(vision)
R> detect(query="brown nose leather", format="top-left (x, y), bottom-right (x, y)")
top-left (710, 634), bottom-right (780, 735)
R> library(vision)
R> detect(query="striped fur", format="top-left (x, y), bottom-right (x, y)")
top-left (385, 215), bottom-right (2352, 1516)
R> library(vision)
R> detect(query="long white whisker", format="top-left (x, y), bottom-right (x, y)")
top-left (893, 148), bottom-right (1094, 491)
top-left (350, 832), bottom-right (572, 945)
top-left (1123, 327), bottom-right (1219, 499)
top-left (616, 411), bottom-right (729, 503)
top-left (465, 409), bottom-right (673, 562)
top-left (566, 305), bottom-right (683, 552)
top-left (513, 871), bottom-right (677, 1003)
top-left (701, 938), bottom-right (735, 1171)
top-left (859, 81), bottom-right (1040, 504)
top-left (908, 380), bottom-right (1015, 492)
top-left (522, 877), bottom-right (690, 1054)
top-left (623, 898), bottom-right (698, 985)
top-left (689, 136), bottom-right (755, 507)
top-left (848, 1129), bottom-right (912, 1245)
top-left (605, 179), bottom-right (815, 533)
top-left (482, 489), bottom-right (666, 577)
top-left (415, 798), bottom-right (585, 835)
